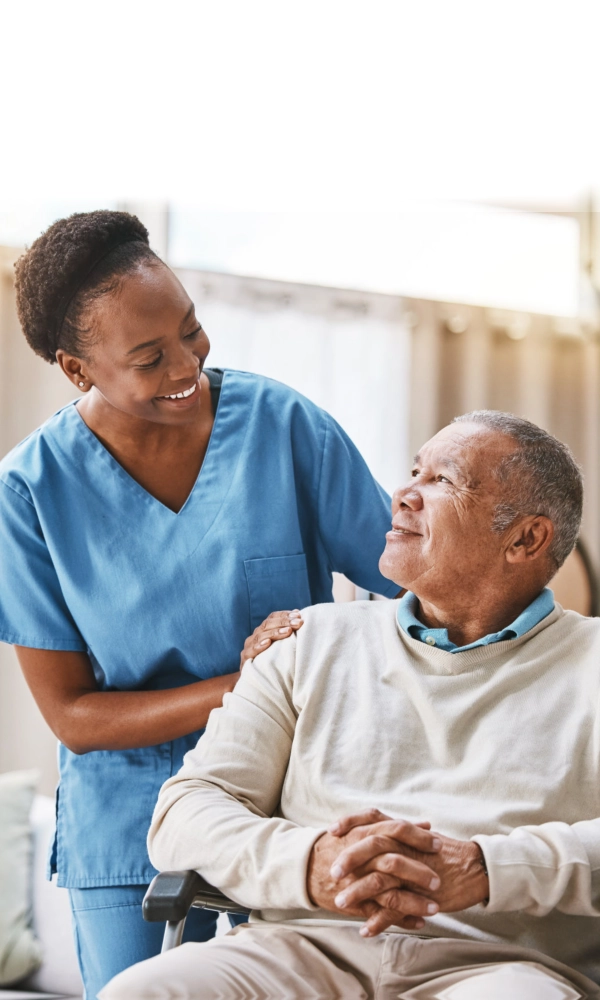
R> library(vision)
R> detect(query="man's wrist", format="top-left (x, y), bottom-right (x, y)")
top-left (306, 831), bottom-right (334, 908)
top-left (470, 842), bottom-right (490, 905)
top-left (435, 839), bottom-right (490, 911)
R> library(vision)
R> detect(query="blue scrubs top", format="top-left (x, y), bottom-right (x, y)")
top-left (0, 369), bottom-right (397, 887)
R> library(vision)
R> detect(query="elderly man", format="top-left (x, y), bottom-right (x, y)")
top-left (102, 411), bottom-right (600, 999)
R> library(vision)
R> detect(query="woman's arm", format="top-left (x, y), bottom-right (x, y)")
top-left (15, 646), bottom-right (240, 754)
top-left (15, 609), bottom-right (305, 754)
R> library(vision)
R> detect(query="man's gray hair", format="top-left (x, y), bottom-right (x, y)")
top-left (453, 411), bottom-right (583, 569)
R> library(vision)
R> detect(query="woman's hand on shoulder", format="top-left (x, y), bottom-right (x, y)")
top-left (240, 610), bottom-right (304, 669)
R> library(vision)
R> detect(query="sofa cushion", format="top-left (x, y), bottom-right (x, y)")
top-left (22, 796), bottom-right (82, 997)
top-left (0, 771), bottom-right (42, 986)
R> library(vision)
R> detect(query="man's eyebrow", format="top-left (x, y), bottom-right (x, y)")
top-left (126, 306), bottom-right (197, 356)
top-left (439, 456), bottom-right (465, 478)
top-left (412, 454), bottom-right (468, 481)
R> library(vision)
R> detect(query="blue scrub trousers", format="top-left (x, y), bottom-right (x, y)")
top-left (69, 885), bottom-right (247, 999)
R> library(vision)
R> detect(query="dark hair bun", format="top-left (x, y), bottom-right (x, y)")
top-left (15, 210), bottom-right (152, 363)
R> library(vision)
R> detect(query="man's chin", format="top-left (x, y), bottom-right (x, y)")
top-left (378, 553), bottom-right (410, 589)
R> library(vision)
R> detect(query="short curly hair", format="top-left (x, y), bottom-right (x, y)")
top-left (14, 210), bottom-right (159, 363)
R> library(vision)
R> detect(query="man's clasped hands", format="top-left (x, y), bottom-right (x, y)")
top-left (307, 808), bottom-right (490, 938)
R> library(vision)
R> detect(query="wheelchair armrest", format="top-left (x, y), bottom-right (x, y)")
top-left (143, 870), bottom-right (251, 923)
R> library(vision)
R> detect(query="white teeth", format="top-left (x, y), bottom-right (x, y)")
top-left (162, 382), bottom-right (197, 400)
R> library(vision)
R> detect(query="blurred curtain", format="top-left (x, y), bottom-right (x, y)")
top-left (176, 269), bottom-right (412, 495)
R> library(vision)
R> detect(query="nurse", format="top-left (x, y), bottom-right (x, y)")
top-left (0, 210), bottom-right (399, 998)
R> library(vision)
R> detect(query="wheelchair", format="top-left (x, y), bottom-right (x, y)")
top-left (143, 870), bottom-right (251, 952)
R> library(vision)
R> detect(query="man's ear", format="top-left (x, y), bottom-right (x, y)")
top-left (505, 515), bottom-right (554, 564)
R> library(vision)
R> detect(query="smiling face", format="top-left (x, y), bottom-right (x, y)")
top-left (379, 422), bottom-right (522, 601)
top-left (57, 262), bottom-right (210, 426)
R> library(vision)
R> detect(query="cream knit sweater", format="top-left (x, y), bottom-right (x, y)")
top-left (148, 600), bottom-right (600, 982)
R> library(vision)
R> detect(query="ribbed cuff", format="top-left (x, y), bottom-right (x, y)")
top-left (472, 823), bottom-right (591, 916)
top-left (270, 824), bottom-right (328, 911)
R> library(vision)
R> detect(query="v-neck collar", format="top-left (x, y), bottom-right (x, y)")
top-left (61, 369), bottom-right (248, 520)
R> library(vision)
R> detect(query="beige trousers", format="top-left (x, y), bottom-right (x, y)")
top-left (99, 923), bottom-right (600, 1000)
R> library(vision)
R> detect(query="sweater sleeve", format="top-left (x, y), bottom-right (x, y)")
top-left (147, 636), bottom-right (324, 911)
top-left (472, 818), bottom-right (600, 917)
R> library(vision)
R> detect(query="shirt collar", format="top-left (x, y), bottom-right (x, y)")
top-left (396, 588), bottom-right (555, 653)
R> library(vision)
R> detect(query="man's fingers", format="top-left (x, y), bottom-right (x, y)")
top-left (360, 906), bottom-right (424, 938)
top-left (329, 815), bottom-right (439, 856)
top-left (358, 901), bottom-right (418, 938)
top-left (396, 914), bottom-right (427, 931)
top-left (374, 886), bottom-right (439, 917)
top-left (360, 895), bottom-right (432, 937)
top-left (330, 834), bottom-right (399, 879)
top-left (329, 809), bottom-right (392, 836)
top-left (355, 901), bottom-right (426, 937)
top-left (364, 852), bottom-right (440, 891)
top-left (370, 820), bottom-right (441, 853)
top-left (331, 828), bottom-right (440, 882)
top-left (334, 871), bottom-right (397, 910)
top-left (360, 887), bottom-right (439, 935)
top-left (335, 874), bottom-right (439, 916)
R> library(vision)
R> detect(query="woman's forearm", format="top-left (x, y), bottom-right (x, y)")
top-left (64, 673), bottom-right (240, 752)
top-left (15, 645), bottom-right (240, 754)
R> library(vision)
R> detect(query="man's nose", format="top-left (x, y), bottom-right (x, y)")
top-left (392, 483), bottom-right (423, 513)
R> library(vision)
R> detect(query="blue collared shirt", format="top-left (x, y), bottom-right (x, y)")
top-left (397, 587), bottom-right (555, 653)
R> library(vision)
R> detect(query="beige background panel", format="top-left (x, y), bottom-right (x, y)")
top-left (0, 248), bottom-right (78, 794)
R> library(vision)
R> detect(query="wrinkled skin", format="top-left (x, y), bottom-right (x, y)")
top-left (380, 421), bottom-right (555, 647)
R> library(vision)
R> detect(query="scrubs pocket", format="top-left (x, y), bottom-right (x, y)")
top-left (55, 743), bottom-right (171, 887)
top-left (244, 554), bottom-right (312, 631)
